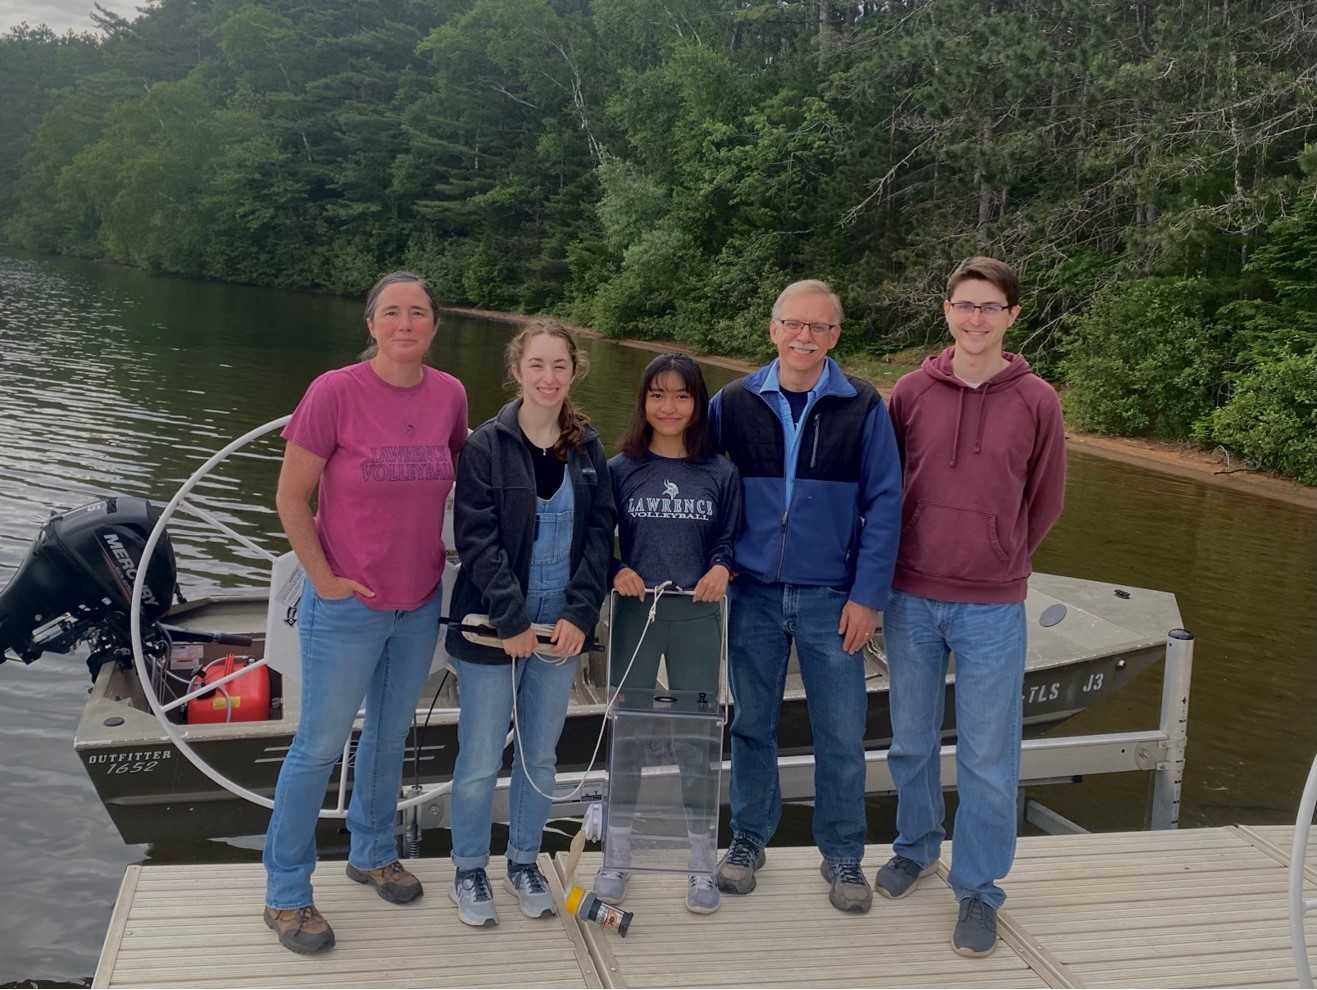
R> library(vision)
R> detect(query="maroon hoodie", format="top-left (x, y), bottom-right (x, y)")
top-left (887, 347), bottom-right (1066, 604)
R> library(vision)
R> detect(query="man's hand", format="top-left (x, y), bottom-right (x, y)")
top-left (501, 627), bottom-right (538, 659)
top-left (838, 600), bottom-right (880, 655)
top-left (613, 567), bottom-right (646, 599)
top-left (547, 619), bottom-right (586, 657)
top-left (692, 564), bottom-right (730, 602)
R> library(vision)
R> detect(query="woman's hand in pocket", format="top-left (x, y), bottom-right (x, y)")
top-left (315, 575), bottom-right (374, 601)
top-left (547, 619), bottom-right (586, 657)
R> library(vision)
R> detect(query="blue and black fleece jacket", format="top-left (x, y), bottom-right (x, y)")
top-left (708, 358), bottom-right (902, 611)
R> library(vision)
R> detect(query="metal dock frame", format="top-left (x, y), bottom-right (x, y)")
top-left (417, 627), bottom-right (1198, 833)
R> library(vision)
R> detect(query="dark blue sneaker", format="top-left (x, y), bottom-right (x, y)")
top-left (875, 854), bottom-right (937, 899)
top-left (953, 897), bottom-right (998, 957)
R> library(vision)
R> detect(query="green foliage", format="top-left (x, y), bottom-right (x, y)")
top-left (1059, 279), bottom-right (1230, 439)
top-left (5, 0), bottom-right (1317, 481)
top-left (1195, 351), bottom-right (1317, 485)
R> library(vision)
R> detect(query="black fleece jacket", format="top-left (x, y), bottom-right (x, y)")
top-left (445, 399), bottom-right (615, 664)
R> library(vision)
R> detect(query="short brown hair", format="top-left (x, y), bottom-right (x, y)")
top-left (946, 257), bottom-right (1020, 308)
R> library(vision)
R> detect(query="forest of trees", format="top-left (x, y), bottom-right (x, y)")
top-left (2, 0), bottom-right (1315, 481)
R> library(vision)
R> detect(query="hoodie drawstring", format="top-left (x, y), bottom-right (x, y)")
top-left (949, 389), bottom-right (965, 468)
top-left (973, 386), bottom-right (990, 454)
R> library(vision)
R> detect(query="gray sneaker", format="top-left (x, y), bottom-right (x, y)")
top-left (820, 859), bottom-right (873, 914)
top-left (592, 868), bottom-right (629, 905)
top-left (875, 854), bottom-right (937, 899)
top-left (449, 868), bottom-right (498, 928)
top-left (716, 835), bottom-right (766, 894)
top-left (504, 862), bottom-right (557, 919)
top-left (953, 897), bottom-right (998, 957)
top-left (686, 873), bottom-right (721, 914)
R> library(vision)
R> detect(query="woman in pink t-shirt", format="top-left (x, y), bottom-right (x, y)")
top-left (261, 271), bottom-right (468, 954)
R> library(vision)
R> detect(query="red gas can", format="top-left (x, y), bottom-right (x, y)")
top-left (186, 655), bottom-right (271, 724)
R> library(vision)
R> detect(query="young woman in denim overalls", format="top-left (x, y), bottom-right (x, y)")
top-left (444, 321), bottom-right (614, 928)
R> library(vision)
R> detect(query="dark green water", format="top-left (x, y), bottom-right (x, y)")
top-left (1, 254), bottom-right (1314, 983)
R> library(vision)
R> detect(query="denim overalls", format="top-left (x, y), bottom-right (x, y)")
top-left (451, 469), bottom-right (582, 870)
top-left (526, 471), bottom-right (574, 628)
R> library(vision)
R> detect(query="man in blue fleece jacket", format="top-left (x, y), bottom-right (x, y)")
top-left (708, 279), bottom-right (902, 914)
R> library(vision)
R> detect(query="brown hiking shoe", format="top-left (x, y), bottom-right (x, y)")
top-left (263, 905), bottom-right (335, 954)
top-left (346, 860), bottom-right (424, 904)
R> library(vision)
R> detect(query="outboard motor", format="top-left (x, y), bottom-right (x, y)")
top-left (0, 496), bottom-right (178, 672)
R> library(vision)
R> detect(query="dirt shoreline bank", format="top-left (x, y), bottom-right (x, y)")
top-left (442, 305), bottom-right (1317, 512)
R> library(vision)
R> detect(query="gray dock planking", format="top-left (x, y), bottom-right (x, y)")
top-left (94, 827), bottom-right (1316, 988)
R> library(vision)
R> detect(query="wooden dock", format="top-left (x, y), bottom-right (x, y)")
top-left (94, 827), bottom-right (1316, 988)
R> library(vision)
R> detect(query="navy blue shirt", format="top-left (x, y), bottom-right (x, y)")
top-left (608, 451), bottom-right (742, 589)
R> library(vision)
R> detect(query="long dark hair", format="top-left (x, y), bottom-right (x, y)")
top-left (619, 353), bottom-right (714, 461)
top-left (506, 319), bottom-right (591, 461)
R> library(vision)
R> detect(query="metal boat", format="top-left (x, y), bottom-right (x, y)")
top-left (0, 416), bottom-right (1183, 846)
top-left (65, 569), bottom-right (1178, 844)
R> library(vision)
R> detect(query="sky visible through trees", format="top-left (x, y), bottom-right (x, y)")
top-left (2, 0), bottom-right (1315, 480)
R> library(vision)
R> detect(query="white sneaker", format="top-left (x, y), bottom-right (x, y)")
top-left (592, 867), bottom-right (629, 905)
top-left (686, 873), bottom-right (721, 914)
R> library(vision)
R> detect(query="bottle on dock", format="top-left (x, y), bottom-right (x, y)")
top-left (564, 885), bottom-right (633, 937)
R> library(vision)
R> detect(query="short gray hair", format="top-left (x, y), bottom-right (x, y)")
top-left (771, 279), bottom-right (844, 324)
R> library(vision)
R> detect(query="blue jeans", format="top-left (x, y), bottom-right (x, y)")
top-left (450, 592), bottom-right (578, 869)
top-left (884, 589), bottom-right (1027, 909)
top-left (727, 579), bottom-right (868, 862)
top-left (263, 585), bottom-right (441, 909)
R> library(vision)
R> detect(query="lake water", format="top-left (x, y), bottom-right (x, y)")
top-left (1, 254), bottom-right (1314, 984)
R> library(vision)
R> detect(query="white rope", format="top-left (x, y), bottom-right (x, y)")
top-left (510, 581), bottom-right (674, 803)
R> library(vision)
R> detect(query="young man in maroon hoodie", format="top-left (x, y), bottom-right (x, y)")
top-left (876, 257), bottom-right (1066, 956)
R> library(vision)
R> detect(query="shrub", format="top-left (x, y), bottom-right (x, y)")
top-left (1058, 278), bottom-right (1229, 438)
top-left (1194, 350), bottom-right (1317, 485)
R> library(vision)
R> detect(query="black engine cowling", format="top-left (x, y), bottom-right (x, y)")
top-left (0, 496), bottom-right (177, 664)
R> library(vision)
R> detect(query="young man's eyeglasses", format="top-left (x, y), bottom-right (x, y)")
top-left (947, 301), bottom-right (1012, 316)
top-left (776, 318), bottom-right (837, 336)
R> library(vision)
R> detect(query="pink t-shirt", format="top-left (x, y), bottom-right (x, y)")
top-left (283, 362), bottom-right (468, 610)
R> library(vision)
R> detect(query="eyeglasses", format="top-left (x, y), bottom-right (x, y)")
top-left (776, 318), bottom-right (838, 336)
top-left (948, 301), bottom-right (1012, 316)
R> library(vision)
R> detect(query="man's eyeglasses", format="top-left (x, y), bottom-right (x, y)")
top-left (948, 301), bottom-right (1012, 316)
top-left (776, 318), bottom-right (837, 336)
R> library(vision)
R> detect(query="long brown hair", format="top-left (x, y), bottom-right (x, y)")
top-left (619, 353), bottom-right (714, 461)
top-left (506, 320), bottom-right (591, 461)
